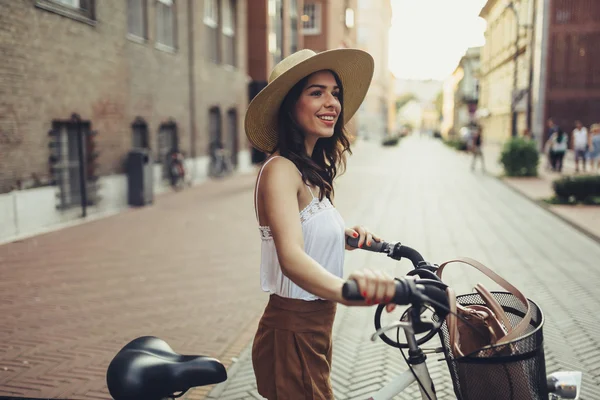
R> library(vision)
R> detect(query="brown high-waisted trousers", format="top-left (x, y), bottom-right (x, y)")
top-left (252, 294), bottom-right (337, 400)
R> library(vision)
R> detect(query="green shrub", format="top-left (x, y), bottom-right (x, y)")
top-left (382, 136), bottom-right (400, 146)
top-left (499, 138), bottom-right (539, 176)
top-left (552, 175), bottom-right (600, 204)
top-left (444, 138), bottom-right (467, 151)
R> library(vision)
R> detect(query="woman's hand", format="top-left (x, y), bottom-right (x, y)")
top-left (345, 226), bottom-right (381, 251)
top-left (347, 269), bottom-right (397, 312)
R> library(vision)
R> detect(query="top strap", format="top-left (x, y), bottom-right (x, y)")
top-left (254, 157), bottom-right (314, 222)
top-left (255, 156), bottom-right (282, 221)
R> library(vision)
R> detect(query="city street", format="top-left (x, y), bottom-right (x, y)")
top-left (1, 136), bottom-right (600, 400)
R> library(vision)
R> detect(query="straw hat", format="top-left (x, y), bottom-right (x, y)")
top-left (245, 48), bottom-right (374, 153)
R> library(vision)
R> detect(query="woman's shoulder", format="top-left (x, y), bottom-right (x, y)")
top-left (258, 156), bottom-right (302, 188)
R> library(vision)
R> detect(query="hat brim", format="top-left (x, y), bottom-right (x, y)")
top-left (245, 49), bottom-right (375, 153)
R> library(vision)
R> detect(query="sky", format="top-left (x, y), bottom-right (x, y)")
top-left (388, 0), bottom-right (488, 81)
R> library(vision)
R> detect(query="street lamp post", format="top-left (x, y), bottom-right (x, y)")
top-left (507, 2), bottom-right (519, 138)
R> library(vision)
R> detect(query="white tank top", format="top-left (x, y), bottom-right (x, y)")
top-left (255, 156), bottom-right (346, 301)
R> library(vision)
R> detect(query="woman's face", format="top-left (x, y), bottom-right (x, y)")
top-left (293, 70), bottom-right (342, 141)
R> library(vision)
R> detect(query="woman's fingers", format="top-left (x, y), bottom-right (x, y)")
top-left (366, 232), bottom-right (373, 247)
top-left (345, 228), bottom-right (358, 239)
top-left (373, 270), bottom-right (389, 303)
top-left (356, 226), bottom-right (367, 247)
top-left (350, 269), bottom-right (396, 305)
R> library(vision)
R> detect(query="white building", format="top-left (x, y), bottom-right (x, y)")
top-left (355, 0), bottom-right (394, 141)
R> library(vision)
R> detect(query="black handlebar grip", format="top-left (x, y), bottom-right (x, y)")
top-left (345, 236), bottom-right (386, 252)
top-left (341, 279), bottom-right (364, 301)
top-left (342, 279), bottom-right (413, 305)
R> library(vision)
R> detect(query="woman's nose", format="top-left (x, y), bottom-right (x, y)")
top-left (323, 92), bottom-right (337, 107)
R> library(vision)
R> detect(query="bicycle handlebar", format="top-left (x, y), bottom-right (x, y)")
top-left (345, 237), bottom-right (426, 268)
top-left (342, 276), bottom-right (448, 316)
top-left (342, 277), bottom-right (415, 304)
top-left (343, 237), bottom-right (449, 318)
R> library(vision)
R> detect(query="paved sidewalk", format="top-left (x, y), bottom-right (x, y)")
top-left (0, 173), bottom-right (268, 400)
top-left (209, 136), bottom-right (600, 399)
top-left (480, 142), bottom-right (600, 242)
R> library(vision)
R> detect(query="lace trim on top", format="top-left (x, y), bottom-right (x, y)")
top-left (259, 197), bottom-right (333, 240)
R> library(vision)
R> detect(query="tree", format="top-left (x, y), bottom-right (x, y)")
top-left (395, 93), bottom-right (417, 112)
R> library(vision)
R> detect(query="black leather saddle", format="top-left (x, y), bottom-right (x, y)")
top-left (106, 336), bottom-right (227, 400)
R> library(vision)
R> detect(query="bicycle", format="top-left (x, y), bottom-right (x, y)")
top-left (167, 150), bottom-right (186, 190)
top-left (105, 240), bottom-right (583, 400)
top-left (208, 144), bottom-right (234, 178)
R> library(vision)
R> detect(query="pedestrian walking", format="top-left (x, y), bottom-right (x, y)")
top-left (589, 123), bottom-right (600, 172)
top-left (469, 123), bottom-right (485, 172)
top-left (546, 129), bottom-right (568, 173)
top-left (545, 118), bottom-right (562, 171)
top-left (572, 120), bottom-right (589, 173)
top-left (245, 48), bottom-right (397, 400)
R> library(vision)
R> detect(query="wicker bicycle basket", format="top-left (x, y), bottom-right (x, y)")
top-left (438, 291), bottom-right (547, 400)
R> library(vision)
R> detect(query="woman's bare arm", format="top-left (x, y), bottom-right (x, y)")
top-left (258, 158), bottom-right (348, 303)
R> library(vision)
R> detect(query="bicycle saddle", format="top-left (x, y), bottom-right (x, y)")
top-left (106, 336), bottom-right (227, 400)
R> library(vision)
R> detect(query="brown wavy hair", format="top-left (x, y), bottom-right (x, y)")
top-left (274, 70), bottom-right (352, 201)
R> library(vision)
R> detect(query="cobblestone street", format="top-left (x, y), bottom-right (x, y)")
top-left (1, 136), bottom-right (599, 400)
top-left (209, 136), bottom-right (600, 400)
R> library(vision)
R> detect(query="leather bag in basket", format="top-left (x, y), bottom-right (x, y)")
top-left (437, 258), bottom-right (536, 400)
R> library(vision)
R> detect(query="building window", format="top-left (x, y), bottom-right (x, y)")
top-left (345, 8), bottom-right (354, 28)
top-left (156, 0), bottom-right (176, 49)
top-left (157, 122), bottom-right (178, 171)
top-left (226, 108), bottom-right (238, 166)
top-left (48, 121), bottom-right (89, 209)
top-left (128, 0), bottom-right (148, 39)
top-left (302, 3), bottom-right (321, 35)
top-left (53, 0), bottom-right (79, 7)
top-left (269, 0), bottom-right (283, 64)
top-left (222, 0), bottom-right (237, 66)
top-left (209, 107), bottom-right (222, 149)
top-left (205, 0), bottom-right (220, 62)
top-left (290, 0), bottom-right (299, 53)
top-left (35, 0), bottom-right (96, 23)
top-left (132, 117), bottom-right (149, 148)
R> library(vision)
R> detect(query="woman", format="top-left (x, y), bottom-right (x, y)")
top-left (546, 129), bottom-right (568, 172)
top-left (246, 49), bottom-right (397, 399)
top-left (589, 123), bottom-right (600, 172)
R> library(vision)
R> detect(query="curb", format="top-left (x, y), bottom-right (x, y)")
top-left (493, 175), bottom-right (600, 246)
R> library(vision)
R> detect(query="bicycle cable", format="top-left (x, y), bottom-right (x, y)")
top-left (397, 326), bottom-right (434, 400)
top-left (392, 290), bottom-right (507, 400)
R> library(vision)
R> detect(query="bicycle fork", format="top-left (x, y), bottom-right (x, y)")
top-left (369, 316), bottom-right (437, 400)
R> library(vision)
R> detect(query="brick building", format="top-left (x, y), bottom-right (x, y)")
top-left (478, 0), bottom-right (600, 147)
top-left (302, 0), bottom-right (357, 51)
top-left (0, 0), bottom-right (248, 241)
top-left (535, 0), bottom-right (600, 142)
top-left (301, 0), bottom-right (359, 135)
top-left (247, 0), bottom-right (304, 163)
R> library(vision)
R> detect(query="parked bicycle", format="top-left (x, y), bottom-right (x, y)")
top-left (167, 150), bottom-right (186, 190)
top-left (106, 240), bottom-right (582, 400)
top-left (208, 141), bottom-right (233, 178)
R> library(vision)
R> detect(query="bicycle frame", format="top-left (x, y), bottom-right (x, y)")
top-left (370, 362), bottom-right (435, 400)
top-left (368, 315), bottom-right (437, 400)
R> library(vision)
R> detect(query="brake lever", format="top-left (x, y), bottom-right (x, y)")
top-left (371, 321), bottom-right (414, 342)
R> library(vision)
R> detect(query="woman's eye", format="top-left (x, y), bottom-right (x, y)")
top-left (310, 91), bottom-right (322, 96)
top-left (332, 92), bottom-right (340, 98)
